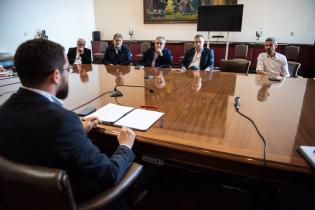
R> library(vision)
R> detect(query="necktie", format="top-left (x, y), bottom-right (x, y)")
top-left (151, 52), bottom-right (159, 67)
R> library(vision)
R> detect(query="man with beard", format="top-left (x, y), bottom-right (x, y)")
top-left (256, 37), bottom-right (290, 77)
top-left (0, 39), bottom-right (136, 204)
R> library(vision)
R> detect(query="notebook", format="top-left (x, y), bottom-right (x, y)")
top-left (298, 146), bottom-right (315, 169)
top-left (84, 103), bottom-right (164, 131)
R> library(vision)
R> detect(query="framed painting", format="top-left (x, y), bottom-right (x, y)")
top-left (143, 0), bottom-right (238, 24)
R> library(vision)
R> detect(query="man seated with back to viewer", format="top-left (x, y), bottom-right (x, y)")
top-left (103, 33), bottom-right (132, 65)
top-left (180, 34), bottom-right (214, 71)
top-left (0, 39), bottom-right (136, 204)
top-left (67, 38), bottom-right (92, 64)
top-left (141, 36), bottom-right (172, 67)
top-left (256, 37), bottom-right (290, 77)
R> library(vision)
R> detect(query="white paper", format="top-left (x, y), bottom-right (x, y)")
top-left (114, 109), bottom-right (164, 131)
top-left (85, 103), bottom-right (134, 123)
top-left (299, 146), bottom-right (315, 169)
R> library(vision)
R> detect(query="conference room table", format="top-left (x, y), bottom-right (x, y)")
top-left (1, 64), bottom-right (314, 185)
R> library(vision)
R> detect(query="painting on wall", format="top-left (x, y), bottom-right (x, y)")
top-left (144, 0), bottom-right (238, 24)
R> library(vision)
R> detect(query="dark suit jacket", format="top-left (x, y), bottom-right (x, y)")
top-left (181, 48), bottom-right (214, 70)
top-left (67, 47), bottom-right (92, 64)
top-left (141, 48), bottom-right (172, 67)
top-left (103, 45), bottom-right (131, 65)
top-left (0, 88), bottom-right (135, 203)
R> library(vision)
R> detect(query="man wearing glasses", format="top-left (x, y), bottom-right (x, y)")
top-left (0, 39), bottom-right (136, 204)
top-left (180, 34), bottom-right (214, 71)
top-left (256, 37), bottom-right (289, 77)
top-left (141, 36), bottom-right (172, 68)
top-left (67, 38), bottom-right (92, 64)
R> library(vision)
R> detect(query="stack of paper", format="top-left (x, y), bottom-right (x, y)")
top-left (298, 146), bottom-right (315, 169)
top-left (85, 103), bottom-right (164, 131)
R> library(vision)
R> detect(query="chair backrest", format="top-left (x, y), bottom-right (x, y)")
top-left (0, 154), bottom-right (76, 210)
top-left (234, 44), bottom-right (248, 59)
top-left (285, 46), bottom-right (300, 61)
top-left (220, 59), bottom-right (251, 74)
top-left (183, 42), bottom-right (194, 54)
top-left (99, 41), bottom-right (108, 53)
top-left (288, 61), bottom-right (301, 77)
top-left (140, 42), bottom-right (151, 53)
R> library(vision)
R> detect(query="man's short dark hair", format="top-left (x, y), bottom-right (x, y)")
top-left (14, 39), bottom-right (65, 87)
top-left (265, 37), bottom-right (277, 44)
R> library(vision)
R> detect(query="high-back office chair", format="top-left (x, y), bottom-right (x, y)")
top-left (93, 41), bottom-right (108, 64)
top-left (285, 45), bottom-right (300, 62)
top-left (0, 153), bottom-right (143, 210)
top-left (288, 61), bottom-right (301, 77)
top-left (285, 46), bottom-right (301, 77)
top-left (220, 59), bottom-right (251, 75)
top-left (233, 44), bottom-right (248, 60)
top-left (179, 42), bottom-right (194, 62)
top-left (135, 42), bottom-right (151, 62)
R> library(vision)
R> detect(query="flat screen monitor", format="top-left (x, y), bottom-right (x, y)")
top-left (197, 5), bottom-right (244, 32)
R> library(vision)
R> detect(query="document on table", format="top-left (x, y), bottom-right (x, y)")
top-left (85, 103), bottom-right (164, 131)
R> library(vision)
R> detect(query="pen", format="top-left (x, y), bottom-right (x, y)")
top-left (140, 105), bottom-right (159, 109)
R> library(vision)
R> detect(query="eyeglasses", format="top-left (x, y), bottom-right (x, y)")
top-left (194, 41), bottom-right (203, 44)
top-left (155, 42), bottom-right (164, 45)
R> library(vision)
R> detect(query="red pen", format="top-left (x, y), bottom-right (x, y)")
top-left (140, 105), bottom-right (159, 109)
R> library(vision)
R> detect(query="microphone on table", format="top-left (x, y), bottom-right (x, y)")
top-left (234, 96), bottom-right (240, 112)
top-left (110, 85), bottom-right (154, 97)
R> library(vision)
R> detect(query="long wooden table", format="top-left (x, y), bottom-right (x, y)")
top-left (2, 64), bottom-right (315, 184)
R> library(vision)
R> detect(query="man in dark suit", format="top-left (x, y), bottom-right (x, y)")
top-left (67, 38), bottom-right (92, 64)
top-left (103, 33), bottom-right (131, 65)
top-left (141, 36), bottom-right (172, 68)
top-left (180, 34), bottom-right (214, 71)
top-left (0, 39), bottom-right (136, 204)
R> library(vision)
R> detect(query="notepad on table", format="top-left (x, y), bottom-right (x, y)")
top-left (298, 146), bottom-right (315, 169)
top-left (85, 103), bottom-right (164, 131)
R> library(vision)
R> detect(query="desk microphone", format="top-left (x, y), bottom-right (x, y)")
top-left (234, 96), bottom-right (240, 112)
top-left (233, 96), bottom-right (267, 167)
top-left (111, 85), bottom-right (154, 97)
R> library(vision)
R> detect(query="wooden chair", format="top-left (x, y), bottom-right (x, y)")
top-left (93, 41), bottom-right (108, 64)
top-left (0, 153), bottom-right (143, 210)
top-left (179, 42), bottom-right (194, 62)
top-left (220, 59), bottom-right (251, 75)
top-left (134, 42), bottom-right (151, 62)
top-left (233, 44), bottom-right (248, 61)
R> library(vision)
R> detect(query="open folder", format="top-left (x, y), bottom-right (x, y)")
top-left (84, 103), bottom-right (164, 131)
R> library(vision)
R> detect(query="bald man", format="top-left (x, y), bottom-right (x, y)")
top-left (67, 38), bottom-right (92, 64)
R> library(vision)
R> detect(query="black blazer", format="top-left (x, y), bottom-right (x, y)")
top-left (67, 47), bottom-right (92, 64)
top-left (103, 45), bottom-right (131, 65)
top-left (141, 48), bottom-right (172, 67)
top-left (0, 88), bottom-right (135, 203)
top-left (181, 48), bottom-right (214, 70)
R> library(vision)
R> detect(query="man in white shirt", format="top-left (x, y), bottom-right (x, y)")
top-left (256, 37), bottom-right (290, 77)
top-left (180, 34), bottom-right (214, 71)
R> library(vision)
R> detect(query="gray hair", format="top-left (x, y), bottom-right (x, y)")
top-left (113, 33), bottom-right (123, 40)
top-left (194, 34), bottom-right (204, 40)
top-left (77, 38), bottom-right (86, 45)
top-left (155, 36), bottom-right (166, 43)
top-left (265, 37), bottom-right (277, 44)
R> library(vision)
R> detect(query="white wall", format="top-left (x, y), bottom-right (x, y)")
top-left (94, 0), bottom-right (315, 44)
top-left (0, 0), bottom-right (95, 54)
